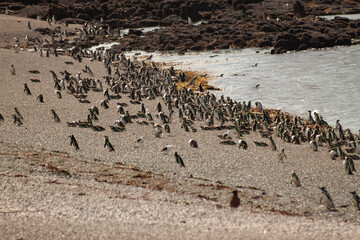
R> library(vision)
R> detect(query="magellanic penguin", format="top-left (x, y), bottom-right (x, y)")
top-left (14, 107), bottom-right (23, 119)
top-left (37, 94), bottom-right (44, 103)
top-left (55, 90), bottom-right (62, 99)
top-left (136, 136), bottom-right (144, 143)
top-left (230, 190), bottom-right (240, 208)
top-left (104, 136), bottom-right (115, 152)
top-left (269, 136), bottom-right (276, 151)
top-left (69, 135), bottom-right (79, 150)
top-left (350, 191), bottom-right (360, 211)
top-left (10, 64), bottom-right (15, 75)
top-left (238, 139), bottom-right (248, 150)
top-left (24, 84), bottom-right (31, 95)
top-left (174, 152), bottom-right (185, 167)
top-left (161, 145), bottom-right (173, 153)
top-left (291, 172), bottom-right (301, 187)
top-left (344, 156), bottom-right (356, 175)
top-left (309, 140), bottom-right (318, 152)
top-left (155, 126), bottom-right (163, 138)
top-left (278, 148), bottom-right (287, 162)
top-left (189, 139), bottom-right (198, 148)
top-left (12, 114), bottom-right (23, 126)
top-left (50, 110), bottom-right (60, 123)
top-left (319, 187), bottom-right (336, 211)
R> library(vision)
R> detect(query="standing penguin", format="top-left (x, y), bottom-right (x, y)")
top-left (50, 110), bottom-right (60, 123)
top-left (10, 64), bottom-right (15, 75)
top-left (69, 135), bottom-right (79, 150)
top-left (24, 83), bottom-right (31, 95)
top-left (344, 157), bottom-right (356, 175)
top-left (350, 191), bottom-right (360, 211)
top-left (269, 136), bottom-right (277, 151)
top-left (104, 136), bottom-right (115, 152)
top-left (174, 152), bottom-right (185, 167)
top-left (319, 187), bottom-right (336, 211)
top-left (37, 94), bottom-right (44, 103)
top-left (291, 172), bottom-right (301, 187)
top-left (278, 148), bottom-right (287, 162)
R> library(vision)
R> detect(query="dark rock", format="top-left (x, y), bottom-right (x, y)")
top-left (46, 3), bottom-right (68, 19)
top-left (293, 1), bottom-right (306, 18)
top-left (128, 29), bottom-right (142, 36)
top-left (274, 33), bottom-right (301, 51)
top-left (260, 24), bottom-right (280, 32)
top-left (297, 43), bottom-right (308, 51)
top-left (335, 34), bottom-right (351, 46)
top-left (309, 34), bottom-right (334, 48)
top-left (161, 14), bottom-right (186, 26)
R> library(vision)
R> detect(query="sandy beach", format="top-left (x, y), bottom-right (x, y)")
top-left (1, 14), bottom-right (360, 239)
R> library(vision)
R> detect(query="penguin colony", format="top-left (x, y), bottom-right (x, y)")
top-left (2, 20), bottom-right (360, 210)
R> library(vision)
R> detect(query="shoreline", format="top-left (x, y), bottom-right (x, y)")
top-left (1, 13), bottom-right (360, 239)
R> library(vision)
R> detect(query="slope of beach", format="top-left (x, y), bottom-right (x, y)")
top-left (1, 14), bottom-right (360, 239)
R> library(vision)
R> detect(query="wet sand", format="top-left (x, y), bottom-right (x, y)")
top-left (1, 15), bottom-right (360, 239)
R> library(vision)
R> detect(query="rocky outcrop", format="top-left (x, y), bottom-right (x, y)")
top-left (1, 0), bottom-right (360, 54)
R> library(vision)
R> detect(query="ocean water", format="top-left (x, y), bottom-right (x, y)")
top-left (319, 13), bottom-right (360, 20)
top-left (142, 45), bottom-right (360, 131)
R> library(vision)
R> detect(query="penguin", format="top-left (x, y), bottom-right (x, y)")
top-left (161, 145), bottom-right (173, 153)
top-left (308, 111), bottom-right (315, 124)
top-left (255, 102), bottom-right (262, 112)
top-left (12, 114), bottom-right (23, 126)
top-left (336, 119), bottom-right (343, 132)
top-left (104, 136), bottom-right (115, 152)
top-left (230, 190), bottom-right (240, 208)
top-left (55, 90), bottom-right (62, 99)
top-left (189, 139), bottom-right (198, 148)
top-left (238, 139), bottom-right (248, 150)
top-left (110, 126), bottom-right (125, 132)
top-left (189, 76), bottom-right (196, 85)
top-left (24, 84), bottom-right (31, 95)
top-left (198, 83), bottom-right (204, 92)
top-left (309, 140), bottom-right (318, 151)
top-left (349, 191), bottom-right (360, 211)
top-left (14, 107), bottom-right (23, 119)
top-left (156, 101), bottom-right (162, 113)
top-left (136, 136), bottom-right (144, 143)
top-left (69, 135), bottom-right (79, 150)
top-left (174, 152), bottom-right (185, 167)
top-left (103, 89), bottom-right (110, 100)
top-left (100, 100), bottom-right (109, 109)
top-left (37, 94), bottom-right (44, 103)
top-left (269, 136), bottom-right (277, 151)
top-left (278, 148), bottom-right (287, 162)
top-left (145, 109), bottom-right (153, 121)
top-left (291, 172), bottom-right (301, 187)
top-left (50, 110), bottom-right (60, 123)
top-left (91, 106), bottom-right (99, 115)
top-left (220, 130), bottom-right (231, 139)
top-left (155, 126), bottom-right (163, 138)
top-left (319, 187), bottom-right (336, 211)
top-left (329, 150), bottom-right (338, 160)
top-left (344, 157), bottom-right (356, 175)
top-left (164, 124), bottom-right (170, 133)
top-left (10, 64), bottom-right (15, 75)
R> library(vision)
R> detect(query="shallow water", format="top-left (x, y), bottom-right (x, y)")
top-left (137, 45), bottom-right (360, 131)
top-left (319, 13), bottom-right (360, 20)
